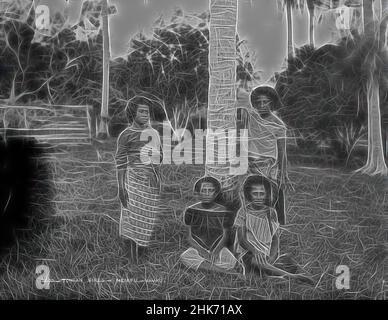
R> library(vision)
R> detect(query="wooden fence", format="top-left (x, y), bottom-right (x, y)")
top-left (0, 104), bottom-right (97, 146)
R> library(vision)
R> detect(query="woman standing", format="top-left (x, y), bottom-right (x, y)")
top-left (237, 85), bottom-right (288, 225)
top-left (115, 96), bottom-right (162, 262)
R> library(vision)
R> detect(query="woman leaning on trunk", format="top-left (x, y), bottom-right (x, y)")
top-left (236, 85), bottom-right (288, 225)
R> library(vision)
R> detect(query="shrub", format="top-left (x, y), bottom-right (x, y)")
top-left (275, 40), bottom-right (368, 161)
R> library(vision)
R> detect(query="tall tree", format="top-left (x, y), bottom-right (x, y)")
top-left (275, 41), bottom-right (368, 161)
top-left (381, 0), bottom-right (388, 43)
top-left (73, 0), bottom-right (115, 138)
top-left (278, 0), bottom-right (303, 60)
top-left (206, 0), bottom-right (239, 203)
top-left (277, 0), bottom-right (305, 65)
top-left (107, 9), bottom-right (256, 136)
top-left (285, 0), bottom-right (296, 59)
top-left (380, 0), bottom-right (388, 158)
top-left (357, 0), bottom-right (388, 175)
top-left (97, 0), bottom-right (111, 139)
top-left (64, 0), bottom-right (70, 23)
top-left (0, 4), bottom-right (54, 104)
top-left (307, 0), bottom-right (315, 46)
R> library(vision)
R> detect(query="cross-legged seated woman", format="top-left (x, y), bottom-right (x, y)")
top-left (180, 177), bottom-right (242, 274)
top-left (234, 175), bottom-right (314, 284)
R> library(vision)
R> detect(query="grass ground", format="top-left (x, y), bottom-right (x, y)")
top-left (0, 139), bottom-right (386, 299)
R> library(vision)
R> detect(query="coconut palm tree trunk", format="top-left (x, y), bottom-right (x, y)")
top-left (97, 0), bottom-right (110, 139)
top-left (363, 0), bottom-right (376, 36)
top-left (381, 0), bottom-right (388, 45)
top-left (286, 0), bottom-right (294, 60)
top-left (381, 0), bottom-right (388, 159)
top-left (362, 74), bottom-right (388, 174)
top-left (64, 0), bottom-right (69, 23)
top-left (206, 0), bottom-right (239, 203)
top-left (358, 0), bottom-right (388, 174)
top-left (307, 0), bottom-right (315, 47)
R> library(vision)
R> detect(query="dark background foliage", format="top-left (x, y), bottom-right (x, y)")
top-left (275, 32), bottom-right (388, 161)
top-left (0, 8), bottom-right (257, 137)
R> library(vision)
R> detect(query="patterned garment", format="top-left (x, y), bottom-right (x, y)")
top-left (116, 125), bottom-right (162, 247)
top-left (245, 109), bottom-right (287, 225)
top-left (248, 157), bottom-right (279, 181)
top-left (246, 109), bottom-right (287, 161)
top-left (238, 108), bottom-right (286, 178)
top-left (234, 204), bottom-right (279, 263)
top-left (183, 202), bottom-right (235, 252)
top-left (180, 202), bottom-right (238, 270)
top-left (116, 125), bottom-right (161, 171)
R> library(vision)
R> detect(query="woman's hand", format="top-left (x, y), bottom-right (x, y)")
top-left (211, 246), bottom-right (222, 263)
top-left (279, 166), bottom-right (292, 191)
top-left (118, 187), bottom-right (129, 208)
top-left (117, 169), bottom-right (128, 208)
top-left (279, 170), bottom-right (287, 188)
top-left (236, 87), bottom-right (250, 102)
top-left (238, 227), bottom-right (259, 255)
top-left (188, 238), bottom-right (211, 261)
top-left (195, 245), bottom-right (212, 261)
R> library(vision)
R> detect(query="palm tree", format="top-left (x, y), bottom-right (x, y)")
top-left (357, 0), bottom-right (388, 175)
top-left (64, 0), bottom-right (70, 24)
top-left (380, 0), bottom-right (388, 158)
top-left (306, 1), bottom-right (363, 47)
top-left (206, 0), bottom-right (239, 203)
top-left (284, 0), bottom-right (297, 59)
top-left (307, 0), bottom-right (316, 46)
top-left (97, 0), bottom-right (111, 139)
top-left (381, 0), bottom-right (388, 41)
top-left (278, 0), bottom-right (304, 60)
top-left (286, 0), bottom-right (295, 58)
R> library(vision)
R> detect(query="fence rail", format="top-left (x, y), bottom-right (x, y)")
top-left (0, 104), bottom-right (97, 146)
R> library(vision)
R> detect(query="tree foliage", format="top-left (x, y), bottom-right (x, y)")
top-left (111, 9), bottom-right (258, 128)
top-left (275, 30), bottom-right (388, 160)
top-left (0, 6), bottom-right (258, 136)
top-left (0, 5), bottom-right (52, 103)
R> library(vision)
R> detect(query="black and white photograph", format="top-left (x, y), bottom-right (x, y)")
top-left (0, 0), bottom-right (387, 303)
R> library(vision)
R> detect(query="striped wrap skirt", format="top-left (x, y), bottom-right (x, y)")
top-left (119, 165), bottom-right (161, 247)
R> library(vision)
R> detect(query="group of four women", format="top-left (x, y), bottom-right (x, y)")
top-left (114, 86), bottom-right (299, 279)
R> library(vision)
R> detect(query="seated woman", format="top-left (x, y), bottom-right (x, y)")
top-left (234, 174), bottom-right (314, 284)
top-left (180, 177), bottom-right (241, 274)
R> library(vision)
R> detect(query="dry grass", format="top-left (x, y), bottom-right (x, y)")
top-left (0, 139), bottom-right (386, 299)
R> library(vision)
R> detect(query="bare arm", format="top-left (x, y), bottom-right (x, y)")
top-left (183, 209), bottom-right (193, 226)
top-left (212, 210), bottom-right (236, 257)
top-left (268, 232), bottom-right (279, 264)
top-left (237, 227), bottom-right (258, 255)
top-left (211, 227), bottom-right (230, 259)
top-left (116, 169), bottom-right (127, 207)
top-left (277, 137), bottom-right (288, 186)
top-left (115, 130), bottom-right (130, 207)
top-left (234, 209), bottom-right (257, 254)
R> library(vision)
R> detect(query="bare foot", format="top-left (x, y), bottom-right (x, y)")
top-left (274, 254), bottom-right (298, 274)
top-left (293, 274), bottom-right (315, 286)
